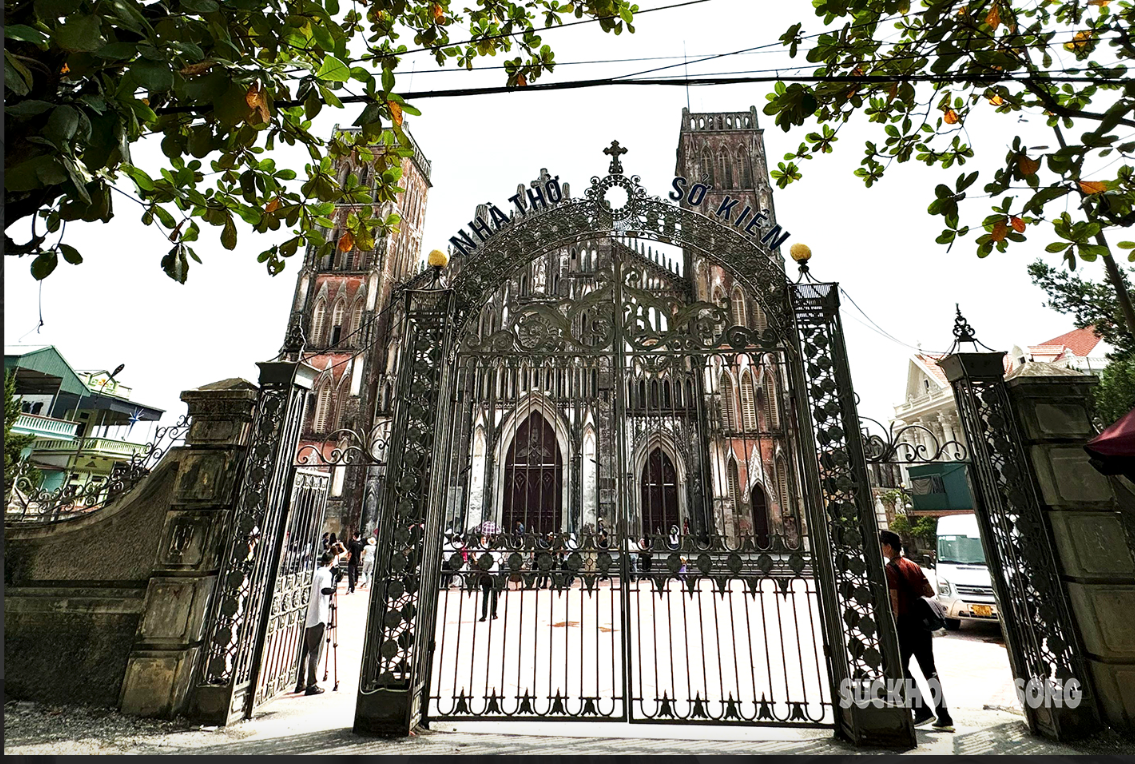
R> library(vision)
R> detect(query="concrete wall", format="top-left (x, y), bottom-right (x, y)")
top-left (4, 379), bottom-right (258, 715)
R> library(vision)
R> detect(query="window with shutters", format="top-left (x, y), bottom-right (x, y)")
top-left (349, 301), bottom-right (365, 345)
top-left (702, 147), bottom-right (714, 185)
top-left (727, 459), bottom-right (743, 512)
top-left (739, 148), bottom-right (752, 187)
top-left (721, 150), bottom-right (733, 188)
top-left (752, 303), bottom-right (768, 333)
top-left (776, 455), bottom-right (792, 514)
top-left (740, 372), bottom-right (758, 431)
top-left (731, 288), bottom-right (747, 327)
top-left (765, 370), bottom-right (780, 429)
top-left (720, 375), bottom-right (737, 430)
top-left (313, 382), bottom-right (334, 433)
top-left (311, 299), bottom-right (328, 347)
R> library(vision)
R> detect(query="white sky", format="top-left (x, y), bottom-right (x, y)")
top-left (4, 0), bottom-right (1104, 427)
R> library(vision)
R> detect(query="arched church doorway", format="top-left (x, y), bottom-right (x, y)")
top-left (502, 412), bottom-right (563, 535)
top-left (640, 448), bottom-right (680, 537)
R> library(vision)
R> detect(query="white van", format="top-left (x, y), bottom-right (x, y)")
top-left (934, 513), bottom-right (999, 629)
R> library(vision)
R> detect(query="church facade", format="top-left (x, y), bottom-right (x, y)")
top-left (286, 108), bottom-right (805, 548)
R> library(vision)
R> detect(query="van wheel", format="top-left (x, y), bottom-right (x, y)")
top-left (944, 618), bottom-right (961, 631)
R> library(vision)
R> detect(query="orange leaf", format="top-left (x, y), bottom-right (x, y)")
top-left (988, 94), bottom-right (1004, 105)
top-left (388, 100), bottom-right (403, 127)
top-left (1065, 30), bottom-right (1093, 52)
top-left (245, 82), bottom-right (262, 109)
top-left (1018, 155), bottom-right (1039, 176)
top-left (986, 4), bottom-right (1000, 29)
top-left (431, 3), bottom-right (443, 21)
top-left (887, 83), bottom-right (898, 101)
top-left (1087, 0), bottom-right (1109, 6)
top-left (1079, 180), bottom-right (1108, 195)
top-left (1011, 216), bottom-right (1026, 233)
top-left (265, 197), bottom-right (280, 213)
top-left (338, 231), bottom-right (354, 252)
top-left (851, 66), bottom-right (864, 77)
top-left (60, 62), bottom-right (70, 74)
top-left (943, 109), bottom-right (960, 125)
top-left (991, 219), bottom-right (1008, 242)
top-left (517, 73), bottom-right (527, 87)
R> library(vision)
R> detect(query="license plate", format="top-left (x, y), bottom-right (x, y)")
top-left (971, 604), bottom-right (993, 617)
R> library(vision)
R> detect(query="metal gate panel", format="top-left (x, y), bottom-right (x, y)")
top-left (427, 243), bottom-right (832, 727)
top-left (251, 469), bottom-right (331, 711)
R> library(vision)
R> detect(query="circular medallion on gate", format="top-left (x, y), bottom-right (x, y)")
top-left (508, 552), bottom-right (524, 571)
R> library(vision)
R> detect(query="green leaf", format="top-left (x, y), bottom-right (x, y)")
top-left (54, 14), bottom-right (103, 52)
top-left (179, 0), bottom-right (219, 12)
top-left (5, 100), bottom-right (54, 118)
top-left (34, 0), bottom-right (81, 17)
top-left (130, 60), bottom-right (174, 92)
top-left (382, 67), bottom-right (395, 93)
top-left (315, 55), bottom-right (350, 82)
top-left (31, 251), bottom-right (58, 280)
top-left (1045, 242), bottom-right (1071, 253)
top-left (221, 216), bottom-right (237, 250)
top-left (45, 105), bottom-right (79, 146)
top-left (121, 164), bottom-right (155, 192)
top-left (6, 24), bottom-right (49, 45)
top-left (1116, 241), bottom-right (1135, 250)
top-left (59, 243), bottom-right (82, 264)
top-left (162, 244), bottom-right (189, 283)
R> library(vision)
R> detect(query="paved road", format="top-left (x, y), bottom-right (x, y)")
top-left (12, 579), bottom-right (1129, 755)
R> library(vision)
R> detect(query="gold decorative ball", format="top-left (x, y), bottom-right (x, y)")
top-left (428, 249), bottom-right (449, 268)
top-left (789, 243), bottom-right (812, 263)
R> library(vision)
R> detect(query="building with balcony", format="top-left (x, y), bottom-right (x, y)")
top-left (5, 345), bottom-right (164, 495)
top-left (887, 326), bottom-right (1110, 517)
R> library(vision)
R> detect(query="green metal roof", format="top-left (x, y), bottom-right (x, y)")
top-left (4, 345), bottom-right (90, 398)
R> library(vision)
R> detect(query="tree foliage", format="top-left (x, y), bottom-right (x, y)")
top-left (5, 0), bottom-right (638, 282)
top-left (765, 0), bottom-right (1135, 335)
top-left (1094, 354), bottom-right (1135, 424)
top-left (4, 373), bottom-right (35, 499)
top-left (1028, 258), bottom-right (1135, 357)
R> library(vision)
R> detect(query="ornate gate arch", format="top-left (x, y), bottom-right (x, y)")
top-left (355, 145), bottom-right (914, 746)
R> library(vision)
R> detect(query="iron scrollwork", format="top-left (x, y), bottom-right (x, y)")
top-left (295, 421), bottom-right (393, 468)
top-left (858, 414), bottom-right (968, 464)
top-left (5, 414), bottom-right (192, 525)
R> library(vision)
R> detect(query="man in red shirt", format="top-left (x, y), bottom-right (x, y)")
top-left (881, 529), bottom-right (955, 732)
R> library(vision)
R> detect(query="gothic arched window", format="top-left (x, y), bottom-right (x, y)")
top-left (640, 448), bottom-right (680, 538)
top-left (753, 303), bottom-right (768, 333)
top-left (751, 483), bottom-right (771, 548)
top-left (503, 412), bottom-right (563, 535)
top-left (330, 299), bottom-right (346, 346)
top-left (765, 369), bottom-right (780, 429)
top-left (720, 374), bottom-right (737, 430)
top-left (721, 150), bottom-right (733, 189)
top-left (740, 371), bottom-right (758, 431)
top-left (311, 298), bottom-right (328, 347)
top-left (349, 300), bottom-right (365, 345)
top-left (313, 381), bottom-right (334, 433)
top-left (730, 288), bottom-right (747, 327)
top-left (702, 147), bottom-right (715, 186)
top-left (739, 148), bottom-right (752, 188)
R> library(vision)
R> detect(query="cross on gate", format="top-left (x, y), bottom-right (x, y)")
top-left (604, 140), bottom-right (628, 174)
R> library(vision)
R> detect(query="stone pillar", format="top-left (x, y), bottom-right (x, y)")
top-left (1006, 369), bottom-right (1135, 732)
top-left (119, 379), bottom-right (259, 718)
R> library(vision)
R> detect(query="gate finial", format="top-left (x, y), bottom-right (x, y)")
top-left (946, 304), bottom-right (996, 354)
top-left (603, 140), bottom-right (628, 174)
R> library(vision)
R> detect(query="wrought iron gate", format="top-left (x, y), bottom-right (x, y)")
top-left (250, 468), bottom-right (331, 711)
top-left (425, 240), bottom-right (832, 726)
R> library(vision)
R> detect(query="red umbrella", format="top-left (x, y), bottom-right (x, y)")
top-left (1085, 407), bottom-right (1135, 481)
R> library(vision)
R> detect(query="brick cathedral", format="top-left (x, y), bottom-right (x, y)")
top-left (284, 107), bottom-right (800, 545)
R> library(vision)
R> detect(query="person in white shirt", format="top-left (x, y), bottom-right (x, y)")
top-left (296, 551), bottom-right (336, 695)
top-left (360, 536), bottom-right (376, 588)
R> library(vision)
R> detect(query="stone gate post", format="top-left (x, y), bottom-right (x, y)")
top-left (118, 379), bottom-right (259, 718)
top-left (355, 287), bottom-right (457, 736)
top-left (942, 351), bottom-right (1105, 740)
top-left (789, 280), bottom-right (916, 748)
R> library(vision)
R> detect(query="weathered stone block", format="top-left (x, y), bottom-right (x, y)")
top-left (1030, 445), bottom-right (1115, 506)
top-left (119, 647), bottom-right (200, 719)
top-left (139, 577), bottom-right (213, 642)
top-left (159, 510), bottom-right (224, 570)
top-left (1066, 583), bottom-right (1135, 661)
top-left (187, 417), bottom-right (245, 447)
top-left (1049, 512), bottom-right (1135, 580)
top-left (173, 451), bottom-right (237, 504)
top-left (1088, 659), bottom-right (1135, 729)
top-left (1026, 401), bottom-right (1095, 441)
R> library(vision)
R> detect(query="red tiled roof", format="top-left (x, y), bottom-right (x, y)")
top-left (914, 353), bottom-right (949, 386)
top-left (1037, 326), bottom-right (1102, 358)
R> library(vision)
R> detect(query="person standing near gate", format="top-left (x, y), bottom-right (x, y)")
top-left (346, 530), bottom-right (365, 594)
top-left (477, 535), bottom-right (501, 622)
top-left (880, 530), bottom-right (955, 732)
top-left (296, 551), bottom-right (336, 696)
top-left (361, 536), bottom-right (376, 589)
